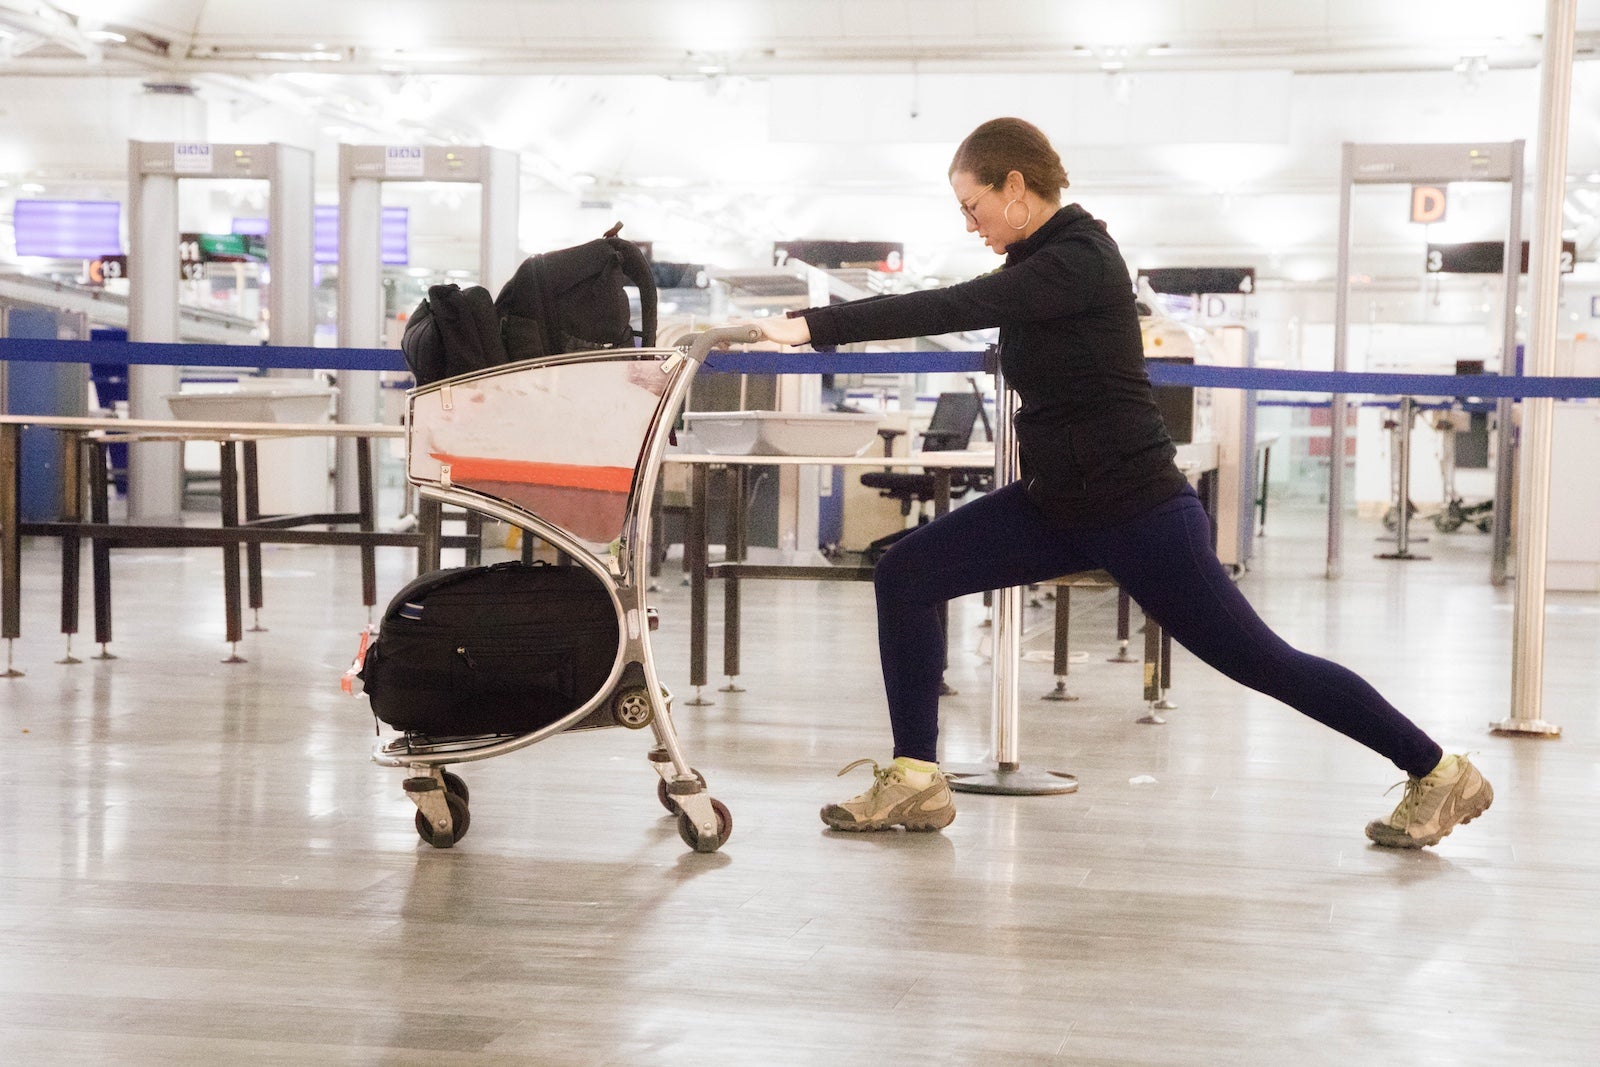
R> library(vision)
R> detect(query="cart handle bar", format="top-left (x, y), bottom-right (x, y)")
top-left (680, 324), bottom-right (764, 364)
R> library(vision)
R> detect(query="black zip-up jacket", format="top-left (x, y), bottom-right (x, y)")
top-left (800, 204), bottom-right (1189, 528)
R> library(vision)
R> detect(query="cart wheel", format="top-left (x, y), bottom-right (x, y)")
top-left (415, 791), bottom-right (471, 849)
top-left (442, 771), bottom-right (469, 803)
top-left (656, 769), bottom-right (707, 813)
top-left (612, 686), bottom-right (656, 729)
top-left (676, 797), bottom-right (732, 854)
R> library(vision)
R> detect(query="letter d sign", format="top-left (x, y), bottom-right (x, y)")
top-left (1411, 185), bottom-right (1447, 224)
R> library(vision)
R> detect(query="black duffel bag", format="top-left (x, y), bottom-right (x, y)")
top-left (360, 561), bottom-right (621, 736)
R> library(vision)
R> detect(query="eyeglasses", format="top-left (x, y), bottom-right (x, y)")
top-left (958, 185), bottom-right (994, 222)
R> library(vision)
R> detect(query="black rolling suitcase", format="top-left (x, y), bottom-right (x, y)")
top-left (360, 561), bottom-right (621, 736)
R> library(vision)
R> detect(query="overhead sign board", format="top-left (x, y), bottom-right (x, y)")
top-left (774, 240), bottom-right (903, 272)
top-left (1425, 241), bottom-right (1575, 274)
top-left (1138, 267), bottom-right (1255, 295)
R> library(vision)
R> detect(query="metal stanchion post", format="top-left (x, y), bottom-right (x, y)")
top-left (946, 370), bottom-right (1078, 796)
top-left (1496, 0), bottom-right (1574, 737)
top-left (1378, 397), bottom-right (1429, 561)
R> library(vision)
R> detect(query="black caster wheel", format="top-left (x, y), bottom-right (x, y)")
top-left (612, 686), bottom-right (656, 729)
top-left (676, 797), bottom-right (732, 854)
top-left (442, 771), bottom-right (469, 803)
top-left (657, 769), bottom-right (707, 813)
top-left (415, 790), bottom-right (470, 848)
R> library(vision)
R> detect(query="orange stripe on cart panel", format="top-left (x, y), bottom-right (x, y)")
top-left (430, 454), bottom-right (634, 493)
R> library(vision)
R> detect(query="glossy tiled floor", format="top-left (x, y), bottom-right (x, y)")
top-left (1, 504), bottom-right (1597, 1065)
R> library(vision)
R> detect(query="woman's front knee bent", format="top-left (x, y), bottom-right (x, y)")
top-left (873, 541), bottom-right (926, 607)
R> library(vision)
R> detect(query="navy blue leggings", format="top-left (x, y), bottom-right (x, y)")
top-left (873, 482), bottom-right (1443, 778)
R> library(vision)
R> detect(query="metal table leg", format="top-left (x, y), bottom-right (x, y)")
top-left (218, 441), bottom-right (246, 663)
top-left (1257, 442), bottom-right (1272, 536)
top-left (242, 440), bottom-right (266, 630)
top-left (357, 436), bottom-right (377, 614)
top-left (686, 462), bottom-right (711, 704)
top-left (1137, 612), bottom-right (1167, 724)
top-left (1041, 585), bottom-right (1077, 702)
top-left (720, 465), bottom-right (744, 693)
top-left (57, 430), bottom-right (82, 663)
top-left (933, 468), bottom-right (956, 694)
top-left (417, 496), bottom-right (442, 573)
top-left (1, 423), bottom-right (22, 675)
top-left (88, 439), bottom-right (114, 657)
top-left (1109, 588), bottom-right (1135, 662)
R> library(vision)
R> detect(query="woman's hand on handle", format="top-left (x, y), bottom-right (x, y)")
top-left (749, 315), bottom-right (812, 347)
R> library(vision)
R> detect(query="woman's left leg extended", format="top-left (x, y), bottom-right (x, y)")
top-left (1098, 491), bottom-right (1443, 777)
top-left (873, 482), bottom-right (1098, 761)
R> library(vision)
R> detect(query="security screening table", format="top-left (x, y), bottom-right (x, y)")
top-left (664, 448), bottom-right (996, 705)
top-left (0, 414), bottom-right (475, 670)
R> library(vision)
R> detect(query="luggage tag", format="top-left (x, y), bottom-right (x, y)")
top-left (340, 624), bottom-right (380, 695)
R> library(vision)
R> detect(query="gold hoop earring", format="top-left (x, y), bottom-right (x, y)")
top-left (1004, 198), bottom-right (1032, 231)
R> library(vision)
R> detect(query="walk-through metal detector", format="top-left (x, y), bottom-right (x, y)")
top-left (334, 144), bottom-right (519, 511)
top-left (1326, 141), bottom-right (1524, 582)
top-left (126, 140), bottom-right (314, 519)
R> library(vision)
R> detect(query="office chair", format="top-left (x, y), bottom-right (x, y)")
top-left (860, 391), bottom-right (987, 561)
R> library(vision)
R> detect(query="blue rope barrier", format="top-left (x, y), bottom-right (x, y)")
top-left (1142, 361), bottom-right (1600, 399)
top-left (704, 350), bottom-right (1600, 398)
top-left (0, 336), bottom-right (405, 372)
top-left (701, 350), bottom-right (990, 375)
top-left (6, 337), bottom-right (1600, 399)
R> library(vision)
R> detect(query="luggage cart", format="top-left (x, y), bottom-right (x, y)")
top-left (369, 325), bottom-right (760, 853)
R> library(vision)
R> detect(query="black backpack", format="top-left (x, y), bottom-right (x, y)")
top-left (399, 283), bottom-right (509, 386)
top-left (398, 224), bottom-right (658, 387)
top-left (496, 223), bottom-right (658, 361)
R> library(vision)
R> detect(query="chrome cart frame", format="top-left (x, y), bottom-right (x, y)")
top-left (371, 325), bottom-right (760, 852)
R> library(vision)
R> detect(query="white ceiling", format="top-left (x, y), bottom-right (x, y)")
top-left (4, 0), bottom-right (1600, 280)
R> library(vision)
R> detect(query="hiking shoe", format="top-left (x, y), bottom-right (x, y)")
top-left (820, 758), bottom-right (956, 832)
top-left (1365, 753), bottom-right (1493, 849)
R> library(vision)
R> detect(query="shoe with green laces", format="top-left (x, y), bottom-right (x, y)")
top-left (820, 758), bottom-right (957, 832)
top-left (1365, 753), bottom-right (1493, 849)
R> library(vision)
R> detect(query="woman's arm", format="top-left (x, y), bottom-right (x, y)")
top-left (805, 242), bottom-right (1110, 348)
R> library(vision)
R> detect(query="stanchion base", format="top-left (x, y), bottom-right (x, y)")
top-left (718, 682), bottom-right (745, 693)
top-left (2, 669), bottom-right (23, 678)
top-left (684, 689), bottom-right (714, 707)
top-left (56, 655), bottom-right (82, 665)
top-left (939, 681), bottom-right (957, 696)
top-left (1040, 682), bottom-right (1079, 702)
top-left (1489, 717), bottom-right (1563, 737)
top-left (1376, 552), bottom-right (1431, 560)
top-left (94, 648), bottom-right (116, 661)
top-left (944, 765), bottom-right (1079, 796)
